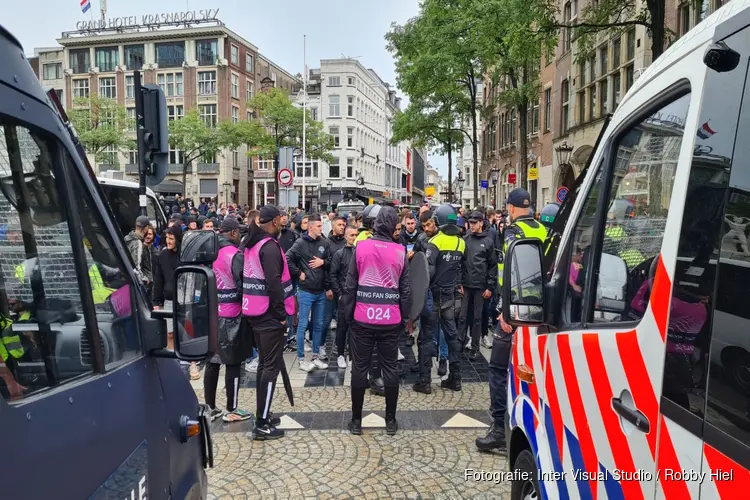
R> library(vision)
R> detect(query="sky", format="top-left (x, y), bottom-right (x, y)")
top-left (6, 0), bottom-right (450, 179)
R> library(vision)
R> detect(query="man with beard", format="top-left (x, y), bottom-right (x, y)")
top-left (240, 205), bottom-right (295, 440)
top-left (343, 206), bottom-right (411, 435)
top-left (204, 218), bottom-right (253, 422)
top-left (278, 212), bottom-right (297, 253)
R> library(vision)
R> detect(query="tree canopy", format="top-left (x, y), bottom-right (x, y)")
top-left (68, 96), bottom-right (133, 165)
top-left (168, 109), bottom-right (229, 193)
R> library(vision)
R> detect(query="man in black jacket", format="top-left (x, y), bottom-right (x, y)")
top-left (399, 212), bottom-right (428, 258)
top-left (323, 216), bottom-right (348, 352)
top-left (278, 212), bottom-right (297, 253)
top-left (331, 225), bottom-right (357, 369)
top-left (285, 214), bottom-right (333, 371)
top-left (457, 212), bottom-right (497, 359)
top-left (238, 205), bottom-right (288, 440)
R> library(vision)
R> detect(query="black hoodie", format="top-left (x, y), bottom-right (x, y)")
top-left (285, 231), bottom-right (332, 294)
top-left (327, 231), bottom-right (346, 256)
top-left (235, 225), bottom-right (287, 331)
top-left (278, 227), bottom-right (297, 253)
top-left (343, 206), bottom-right (411, 329)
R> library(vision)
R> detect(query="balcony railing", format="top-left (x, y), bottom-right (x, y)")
top-left (197, 163), bottom-right (219, 174)
top-left (125, 164), bottom-right (138, 173)
top-left (99, 164), bottom-right (120, 172)
top-left (169, 164), bottom-right (185, 174)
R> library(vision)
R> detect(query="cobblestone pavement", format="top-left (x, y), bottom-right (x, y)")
top-left (199, 335), bottom-right (513, 499)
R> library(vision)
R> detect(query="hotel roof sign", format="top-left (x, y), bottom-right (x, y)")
top-left (67, 9), bottom-right (221, 36)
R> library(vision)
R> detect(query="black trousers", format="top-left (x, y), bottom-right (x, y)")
top-left (335, 299), bottom-right (350, 356)
top-left (349, 323), bottom-right (400, 389)
top-left (254, 327), bottom-right (285, 422)
top-left (418, 292), bottom-right (462, 382)
top-left (489, 332), bottom-right (513, 430)
top-left (204, 363), bottom-right (242, 412)
top-left (457, 287), bottom-right (485, 350)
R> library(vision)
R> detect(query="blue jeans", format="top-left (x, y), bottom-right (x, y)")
top-left (296, 290), bottom-right (327, 360)
top-left (424, 289), bottom-right (448, 359)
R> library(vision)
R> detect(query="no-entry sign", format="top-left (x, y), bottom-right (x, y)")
top-left (278, 168), bottom-right (293, 187)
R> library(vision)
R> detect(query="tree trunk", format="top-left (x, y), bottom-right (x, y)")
top-left (518, 101), bottom-right (529, 192)
top-left (182, 160), bottom-right (189, 199)
top-left (648, 0), bottom-right (666, 60)
top-left (447, 138), bottom-right (453, 204)
top-left (470, 81), bottom-right (480, 206)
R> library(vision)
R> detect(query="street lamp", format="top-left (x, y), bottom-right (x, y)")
top-left (326, 180), bottom-right (333, 210)
top-left (490, 167), bottom-right (500, 208)
top-left (555, 141), bottom-right (574, 168)
top-left (455, 172), bottom-right (465, 204)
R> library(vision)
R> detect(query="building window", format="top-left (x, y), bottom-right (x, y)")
top-left (329, 157), bottom-right (340, 178)
top-left (563, 2), bottom-right (572, 52)
top-left (347, 127), bottom-right (354, 147)
top-left (612, 38), bottom-right (621, 68)
top-left (613, 72), bottom-right (622, 109)
top-left (196, 39), bottom-right (218, 66)
top-left (127, 107), bottom-right (136, 131)
top-left (69, 48), bottom-right (90, 74)
top-left (329, 95), bottom-right (340, 117)
top-left (330, 127), bottom-right (340, 147)
top-left (589, 55), bottom-right (596, 82)
top-left (246, 80), bottom-right (253, 101)
top-left (155, 42), bottom-right (185, 69)
top-left (626, 30), bottom-right (635, 60)
top-left (157, 72), bottom-right (183, 97)
top-left (246, 53), bottom-right (254, 72)
top-left (72, 78), bottom-right (89, 98)
top-left (328, 76), bottom-right (341, 87)
top-left (231, 44), bottom-right (239, 65)
top-left (199, 104), bottom-right (217, 127)
top-left (579, 61), bottom-right (586, 87)
top-left (544, 88), bottom-right (551, 132)
top-left (231, 73), bottom-right (239, 99)
top-left (599, 80), bottom-right (608, 115)
top-left (247, 110), bottom-right (253, 121)
top-left (95, 47), bottom-right (118, 72)
top-left (561, 79), bottom-right (569, 134)
top-left (167, 105), bottom-right (184, 121)
top-left (348, 96), bottom-right (354, 117)
top-left (99, 77), bottom-right (116, 99)
top-left (625, 64), bottom-right (635, 92)
top-left (232, 106), bottom-right (239, 124)
top-left (42, 63), bottom-right (62, 80)
top-left (510, 109), bottom-right (516, 144)
top-left (128, 149), bottom-right (138, 165)
top-left (531, 101), bottom-right (539, 134)
top-left (126, 76), bottom-right (134, 99)
top-left (348, 76), bottom-right (355, 85)
top-left (578, 91), bottom-right (585, 124)
top-left (310, 107), bottom-right (318, 121)
top-left (679, 3), bottom-right (691, 36)
top-left (599, 45), bottom-right (608, 75)
top-left (169, 148), bottom-right (185, 165)
top-left (588, 86), bottom-right (596, 121)
top-left (124, 44), bottom-right (144, 71)
top-left (347, 158), bottom-right (354, 178)
top-left (198, 71), bottom-right (217, 95)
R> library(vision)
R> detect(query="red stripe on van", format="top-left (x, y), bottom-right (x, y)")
top-left (656, 415), bottom-right (691, 498)
top-left (582, 333), bottom-right (643, 500)
top-left (650, 255), bottom-right (671, 343)
top-left (522, 327), bottom-right (539, 411)
top-left (545, 344), bottom-right (565, 466)
top-left (558, 335), bottom-right (599, 500)
top-left (704, 442), bottom-right (750, 497)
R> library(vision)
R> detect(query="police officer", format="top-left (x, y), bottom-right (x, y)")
top-left (476, 188), bottom-right (547, 451)
top-left (343, 206), bottom-right (411, 436)
top-left (240, 205), bottom-right (296, 440)
top-left (414, 204), bottom-right (465, 394)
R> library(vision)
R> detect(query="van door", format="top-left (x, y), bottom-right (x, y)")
top-left (534, 69), bottom-right (700, 498)
top-left (0, 117), bottom-right (170, 497)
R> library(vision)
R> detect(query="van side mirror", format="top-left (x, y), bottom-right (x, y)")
top-left (180, 230), bottom-right (218, 264)
top-left (173, 266), bottom-right (218, 361)
top-left (502, 239), bottom-right (546, 326)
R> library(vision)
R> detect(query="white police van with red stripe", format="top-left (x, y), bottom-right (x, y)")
top-left (502, 2), bottom-right (750, 498)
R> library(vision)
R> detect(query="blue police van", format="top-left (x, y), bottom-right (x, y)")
top-left (0, 25), bottom-right (218, 499)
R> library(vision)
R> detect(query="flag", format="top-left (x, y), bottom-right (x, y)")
top-left (697, 121), bottom-right (716, 139)
top-left (80, 0), bottom-right (91, 13)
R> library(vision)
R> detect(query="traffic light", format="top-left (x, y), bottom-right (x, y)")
top-left (137, 82), bottom-right (169, 186)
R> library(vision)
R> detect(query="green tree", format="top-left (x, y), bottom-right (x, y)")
top-left (168, 108), bottom-right (227, 197)
top-left (68, 96), bottom-right (133, 167)
top-left (248, 88), bottom-right (334, 201)
top-left (391, 96), bottom-right (465, 202)
top-left (386, 0), bottom-right (482, 204)
top-left (473, 0), bottom-right (557, 191)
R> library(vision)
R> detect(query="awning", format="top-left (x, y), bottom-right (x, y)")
top-left (151, 179), bottom-right (184, 194)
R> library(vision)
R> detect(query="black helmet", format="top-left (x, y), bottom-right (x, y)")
top-left (434, 203), bottom-right (458, 228)
top-left (361, 204), bottom-right (381, 229)
top-left (539, 202), bottom-right (560, 227)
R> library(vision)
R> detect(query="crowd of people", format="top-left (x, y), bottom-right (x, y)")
top-left (128, 189), bottom-right (548, 447)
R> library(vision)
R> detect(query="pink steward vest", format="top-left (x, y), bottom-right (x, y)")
top-left (353, 239), bottom-right (405, 326)
top-left (242, 237), bottom-right (295, 317)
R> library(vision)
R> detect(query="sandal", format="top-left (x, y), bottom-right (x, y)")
top-left (209, 407), bottom-right (224, 421)
top-left (189, 363), bottom-right (200, 380)
top-left (222, 408), bottom-right (253, 423)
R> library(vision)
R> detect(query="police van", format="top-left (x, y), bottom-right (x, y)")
top-left (97, 176), bottom-right (168, 238)
top-left (0, 26), bottom-right (218, 498)
top-left (501, 2), bottom-right (750, 498)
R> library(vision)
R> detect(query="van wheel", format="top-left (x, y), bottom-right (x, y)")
top-left (511, 449), bottom-right (540, 500)
top-left (724, 348), bottom-right (750, 393)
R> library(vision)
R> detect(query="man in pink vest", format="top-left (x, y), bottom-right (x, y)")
top-left (343, 205), bottom-right (411, 436)
top-left (239, 205), bottom-right (294, 440)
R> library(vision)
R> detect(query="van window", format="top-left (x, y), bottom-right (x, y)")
top-left (567, 92), bottom-right (691, 325)
top-left (100, 184), bottom-right (164, 237)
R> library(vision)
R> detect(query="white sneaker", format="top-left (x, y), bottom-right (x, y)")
top-left (397, 349), bottom-right (405, 361)
top-left (299, 360), bottom-right (315, 372)
top-left (331, 319), bottom-right (337, 330)
top-left (304, 339), bottom-right (312, 352)
top-left (481, 336), bottom-right (494, 349)
top-left (337, 355), bottom-right (347, 369)
top-left (245, 358), bottom-right (259, 373)
top-left (319, 346), bottom-right (328, 360)
top-left (312, 357), bottom-right (329, 370)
